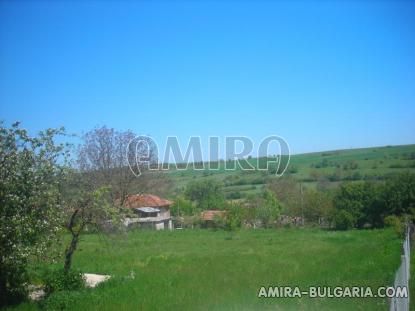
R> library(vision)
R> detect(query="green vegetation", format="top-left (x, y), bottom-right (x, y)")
top-left (165, 144), bottom-right (415, 198)
top-left (184, 179), bottom-right (226, 210)
top-left (331, 172), bottom-right (415, 230)
top-left (170, 171), bottom-right (414, 231)
top-left (10, 228), bottom-right (402, 311)
top-left (0, 123), bottom-right (68, 305)
top-left (1, 122), bottom-right (412, 310)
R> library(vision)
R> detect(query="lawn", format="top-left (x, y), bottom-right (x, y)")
top-left (10, 228), bottom-right (403, 311)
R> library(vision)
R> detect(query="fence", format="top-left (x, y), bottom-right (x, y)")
top-left (390, 226), bottom-right (411, 311)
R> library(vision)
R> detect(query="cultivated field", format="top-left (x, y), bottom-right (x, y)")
top-left (12, 228), bottom-right (402, 311)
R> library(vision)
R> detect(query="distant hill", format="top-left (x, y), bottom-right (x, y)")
top-left (159, 144), bottom-right (415, 198)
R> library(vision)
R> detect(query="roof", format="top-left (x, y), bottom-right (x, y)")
top-left (123, 194), bottom-right (172, 209)
top-left (135, 207), bottom-right (160, 213)
top-left (200, 210), bottom-right (226, 221)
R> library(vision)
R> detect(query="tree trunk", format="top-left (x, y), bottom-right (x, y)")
top-left (64, 233), bottom-right (78, 272)
top-left (64, 208), bottom-right (81, 272)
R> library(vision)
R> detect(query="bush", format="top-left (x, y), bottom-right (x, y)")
top-left (170, 197), bottom-right (195, 216)
top-left (226, 191), bottom-right (243, 200)
top-left (332, 210), bottom-right (356, 230)
top-left (40, 290), bottom-right (84, 310)
top-left (384, 215), bottom-right (405, 237)
top-left (389, 163), bottom-right (405, 169)
top-left (215, 214), bottom-right (228, 228)
top-left (0, 265), bottom-right (28, 305)
top-left (327, 171), bottom-right (341, 182)
top-left (44, 269), bottom-right (85, 295)
top-left (288, 166), bottom-right (298, 174)
top-left (251, 177), bottom-right (267, 185)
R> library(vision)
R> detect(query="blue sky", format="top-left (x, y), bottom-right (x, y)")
top-left (0, 0), bottom-right (414, 156)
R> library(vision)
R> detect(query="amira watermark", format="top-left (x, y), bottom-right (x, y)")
top-left (257, 285), bottom-right (408, 299)
top-left (126, 135), bottom-right (290, 177)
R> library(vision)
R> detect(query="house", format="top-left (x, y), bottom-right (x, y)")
top-left (200, 210), bottom-right (226, 228)
top-left (123, 194), bottom-right (173, 230)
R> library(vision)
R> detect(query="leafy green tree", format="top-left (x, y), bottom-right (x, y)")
top-left (384, 215), bottom-right (406, 237)
top-left (331, 209), bottom-right (356, 230)
top-left (247, 190), bottom-right (281, 228)
top-left (0, 122), bottom-right (68, 305)
top-left (170, 196), bottom-right (195, 216)
top-left (333, 182), bottom-right (367, 228)
top-left (184, 180), bottom-right (225, 210)
top-left (331, 173), bottom-right (415, 230)
top-left (267, 177), bottom-right (301, 217)
top-left (224, 202), bottom-right (246, 230)
top-left (333, 181), bottom-right (384, 229)
top-left (303, 189), bottom-right (333, 225)
top-left (62, 184), bottom-right (121, 272)
top-left (384, 172), bottom-right (415, 218)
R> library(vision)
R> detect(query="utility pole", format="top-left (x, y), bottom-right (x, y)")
top-left (300, 182), bottom-right (304, 226)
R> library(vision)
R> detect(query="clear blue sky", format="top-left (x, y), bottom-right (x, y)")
top-left (0, 0), bottom-right (414, 155)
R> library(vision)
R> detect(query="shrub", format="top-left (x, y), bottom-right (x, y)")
top-left (389, 163), bottom-right (405, 169)
top-left (170, 197), bottom-right (195, 216)
top-left (211, 214), bottom-right (227, 229)
top-left (40, 290), bottom-right (84, 310)
top-left (327, 171), bottom-right (342, 182)
top-left (251, 177), bottom-right (267, 185)
top-left (227, 191), bottom-right (243, 200)
top-left (342, 161), bottom-right (358, 170)
top-left (332, 210), bottom-right (356, 230)
top-left (44, 269), bottom-right (85, 295)
top-left (176, 215), bottom-right (201, 229)
top-left (384, 215), bottom-right (405, 238)
top-left (0, 265), bottom-right (28, 305)
top-left (288, 166), bottom-right (298, 174)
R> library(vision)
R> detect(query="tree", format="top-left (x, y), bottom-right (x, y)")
top-left (303, 189), bottom-right (333, 225)
top-left (170, 196), bottom-right (195, 216)
top-left (0, 122), bottom-right (68, 305)
top-left (257, 190), bottom-right (281, 228)
top-left (184, 180), bottom-right (225, 210)
top-left (332, 181), bottom-right (383, 229)
top-left (331, 173), bottom-right (415, 230)
top-left (331, 209), bottom-right (356, 230)
top-left (62, 182), bottom-right (120, 272)
top-left (267, 176), bottom-right (301, 216)
top-left (246, 190), bottom-right (281, 228)
top-left (384, 172), bottom-right (415, 218)
top-left (77, 126), bottom-right (158, 205)
top-left (224, 202), bottom-right (246, 230)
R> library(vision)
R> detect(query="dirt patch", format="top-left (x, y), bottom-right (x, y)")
top-left (83, 273), bottom-right (111, 288)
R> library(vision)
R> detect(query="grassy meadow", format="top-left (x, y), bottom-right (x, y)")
top-left (11, 228), bottom-right (403, 311)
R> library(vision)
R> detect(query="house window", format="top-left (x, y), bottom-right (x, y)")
top-left (140, 212), bottom-right (158, 218)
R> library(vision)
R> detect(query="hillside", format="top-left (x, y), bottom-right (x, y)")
top-left (162, 144), bottom-right (415, 198)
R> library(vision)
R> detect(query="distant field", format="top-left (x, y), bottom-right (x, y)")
top-left (162, 144), bottom-right (415, 198)
top-left (12, 228), bottom-right (402, 310)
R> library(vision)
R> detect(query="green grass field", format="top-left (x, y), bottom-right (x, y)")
top-left (160, 144), bottom-right (415, 198)
top-left (11, 228), bottom-right (403, 311)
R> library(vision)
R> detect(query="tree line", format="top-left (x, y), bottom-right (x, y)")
top-left (171, 173), bottom-right (415, 232)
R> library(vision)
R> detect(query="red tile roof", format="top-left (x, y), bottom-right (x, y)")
top-left (200, 210), bottom-right (226, 221)
top-left (123, 194), bottom-right (172, 209)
